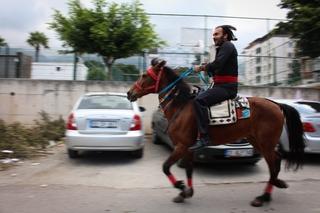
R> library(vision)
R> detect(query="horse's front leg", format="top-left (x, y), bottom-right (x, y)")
top-left (162, 144), bottom-right (192, 203)
top-left (173, 151), bottom-right (194, 203)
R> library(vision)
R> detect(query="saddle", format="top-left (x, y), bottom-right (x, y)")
top-left (208, 96), bottom-right (250, 125)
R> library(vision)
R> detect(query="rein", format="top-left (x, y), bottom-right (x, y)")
top-left (158, 67), bottom-right (193, 111)
top-left (159, 67), bottom-right (194, 95)
top-left (157, 67), bottom-right (194, 132)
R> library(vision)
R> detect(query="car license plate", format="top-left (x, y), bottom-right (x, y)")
top-left (90, 120), bottom-right (118, 128)
top-left (225, 149), bottom-right (253, 157)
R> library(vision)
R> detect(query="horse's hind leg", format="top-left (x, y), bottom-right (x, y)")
top-left (269, 150), bottom-right (288, 188)
top-left (251, 142), bottom-right (288, 207)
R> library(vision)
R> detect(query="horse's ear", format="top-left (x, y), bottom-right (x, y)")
top-left (157, 60), bottom-right (166, 67)
top-left (152, 58), bottom-right (166, 71)
top-left (153, 59), bottom-right (167, 71)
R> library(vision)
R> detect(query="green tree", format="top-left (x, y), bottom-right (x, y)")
top-left (276, 0), bottom-right (320, 58)
top-left (287, 59), bottom-right (301, 85)
top-left (85, 60), bottom-right (107, 80)
top-left (0, 36), bottom-right (6, 47)
top-left (49, 0), bottom-right (164, 80)
top-left (26, 31), bottom-right (49, 62)
top-left (112, 63), bottom-right (140, 81)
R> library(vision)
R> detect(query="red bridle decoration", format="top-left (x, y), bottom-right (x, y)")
top-left (134, 66), bottom-right (164, 94)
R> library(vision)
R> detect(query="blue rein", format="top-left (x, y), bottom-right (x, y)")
top-left (158, 67), bottom-right (194, 95)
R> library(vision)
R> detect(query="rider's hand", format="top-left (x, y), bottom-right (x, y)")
top-left (194, 65), bottom-right (202, 73)
top-left (194, 64), bottom-right (206, 73)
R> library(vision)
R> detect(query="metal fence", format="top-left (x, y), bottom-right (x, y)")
top-left (1, 13), bottom-right (319, 86)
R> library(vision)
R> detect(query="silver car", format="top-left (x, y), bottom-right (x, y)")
top-left (151, 108), bottom-right (261, 164)
top-left (65, 92), bottom-right (145, 159)
top-left (277, 99), bottom-right (320, 154)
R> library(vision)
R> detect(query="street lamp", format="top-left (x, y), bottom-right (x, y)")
top-left (4, 43), bottom-right (9, 78)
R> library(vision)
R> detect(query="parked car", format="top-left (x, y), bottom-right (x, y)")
top-left (151, 108), bottom-right (261, 164)
top-left (276, 99), bottom-right (320, 154)
top-left (65, 92), bottom-right (146, 159)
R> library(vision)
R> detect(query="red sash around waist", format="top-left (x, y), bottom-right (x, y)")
top-left (213, 75), bottom-right (238, 83)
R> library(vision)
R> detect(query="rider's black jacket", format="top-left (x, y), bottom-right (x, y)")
top-left (205, 40), bottom-right (238, 95)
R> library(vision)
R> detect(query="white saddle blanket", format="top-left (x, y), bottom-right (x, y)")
top-left (209, 97), bottom-right (250, 125)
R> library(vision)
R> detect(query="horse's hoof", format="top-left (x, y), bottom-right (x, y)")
top-left (183, 187), bottom-right (194, 199)
top-left (250, 198), bottom-right (264, 207)
top-left (173, 195), bottom-right (185, 203)
top-left (250, 193), bottom-right (271, 207)
top-left (274, 179), bottom-right (289, 188)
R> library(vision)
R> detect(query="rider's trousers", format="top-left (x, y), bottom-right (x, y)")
top-left (193, 84), bottom-right (237, 135)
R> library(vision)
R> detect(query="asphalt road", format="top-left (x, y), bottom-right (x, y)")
top-left (1, 136), bottom-right (320, 213)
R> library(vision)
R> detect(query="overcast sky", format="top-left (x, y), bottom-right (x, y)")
top-left (0, 0), bottom-right (288, 52)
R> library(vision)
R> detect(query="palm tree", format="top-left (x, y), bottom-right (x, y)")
top-left (26, 32), bottom-right (49, 62)
top-left (0, 36), bottom-right (6, 47)
top-left (0, 36), bottom-right (7, 55)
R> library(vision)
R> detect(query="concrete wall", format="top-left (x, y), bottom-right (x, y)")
top-left (0, 78), bottom-right (319, 134)
top-left (31, 62), bottom-right (88, 80)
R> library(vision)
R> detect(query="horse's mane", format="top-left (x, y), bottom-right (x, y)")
top-left (163, 66), bottom-right (193, 106)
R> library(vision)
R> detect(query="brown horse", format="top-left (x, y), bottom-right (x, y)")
top-left (127, 60), bottom-right (305, 207)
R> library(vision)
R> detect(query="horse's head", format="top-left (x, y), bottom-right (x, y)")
top-left (127, 58), bottom-right (166, 102)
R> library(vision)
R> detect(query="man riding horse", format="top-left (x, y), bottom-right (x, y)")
top-left (127, 24), bottom-right (304, 207)
top-left (190, 25), bottom-right (239, 150)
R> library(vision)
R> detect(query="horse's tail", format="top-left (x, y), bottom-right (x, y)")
top-left (279, 103), bottom-right (305, 170)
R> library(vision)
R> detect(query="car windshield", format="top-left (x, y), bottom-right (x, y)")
top-left (78, 95), bottom-right (133, 110)
top-left (291, 102), bottom-right (320, 115)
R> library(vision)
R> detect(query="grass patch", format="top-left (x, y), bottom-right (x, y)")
top-left (0, 111), bottom-right (65, 169)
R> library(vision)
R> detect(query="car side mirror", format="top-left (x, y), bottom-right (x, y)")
top-left (139, 106), bottom-right (146, 112)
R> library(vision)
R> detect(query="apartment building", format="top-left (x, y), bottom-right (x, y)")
top-left (242, 34), bottom-right (295, 86)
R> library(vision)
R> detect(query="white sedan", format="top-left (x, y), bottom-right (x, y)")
top-left (65, 92), bottom-right (145, 159)
top-left (277, 99), bottom-right (320, 154)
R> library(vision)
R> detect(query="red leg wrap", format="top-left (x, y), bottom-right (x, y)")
top-left (265, 182), bottom-right (273, 194)
top-left (168, 174), bottom-right (177, 185)
top-left (187, 178), bottom-right (193, 187)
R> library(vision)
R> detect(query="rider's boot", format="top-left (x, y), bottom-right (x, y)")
top-left (189, 133), bottom-right (210, 151)
top-left (191, 99), bottom-right (211, 151)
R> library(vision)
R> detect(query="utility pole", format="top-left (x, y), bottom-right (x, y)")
top-left (273, 56), bottom-right (277, 85)
top-left (204, 15), bottom-right (208, 54)
top-left (4, 43), bottom-right (9, 78)
top-left (73, 52), bottom-right (78, 80)
top-left (142, 51), bottom-right (147, 74)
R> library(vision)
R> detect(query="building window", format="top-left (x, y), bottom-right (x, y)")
top-left (256, 47), bottom-right (261, 54)
top-left (256, 57), bottom-right (261, 63)
top-left (256, 76), bottom-right (261, 84)
top-left (256, 66), bottom-right (261, 74)
top-left (56, 67), bottom-right (61, 71)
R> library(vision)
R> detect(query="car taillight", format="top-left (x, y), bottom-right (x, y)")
top-left (303, 122), bottom-right (316, 132)
top-left (66, 113), bottom-right (77, 130)
top-left (130, 114), bottom-right (141, 131)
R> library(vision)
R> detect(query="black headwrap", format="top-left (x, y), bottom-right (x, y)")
top-left (217, 25), bottom-right (237, 41)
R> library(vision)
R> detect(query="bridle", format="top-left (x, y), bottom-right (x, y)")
top-left (133, 66), bottom-right (164, 94)
top-left (132, 65), bottom-right (194, 128)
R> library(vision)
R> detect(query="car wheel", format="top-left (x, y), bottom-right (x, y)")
top-left (152, 131), bottom-right (162, 145)
top-left (68, 149), bottom-right (79, 158)
top-left (131, 148), bottom-right (144, 159)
